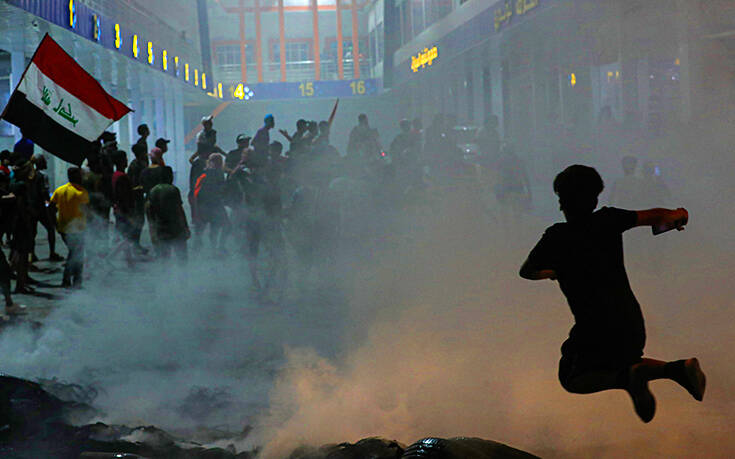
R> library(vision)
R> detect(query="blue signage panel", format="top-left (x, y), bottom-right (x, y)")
top-left (6, 0), bottom-right (207, 93)
top-left (226, 78), bottom-right (382, 102)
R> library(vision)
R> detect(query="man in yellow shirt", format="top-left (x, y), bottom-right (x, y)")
top-left (50, 167), bottom-right (89, 288)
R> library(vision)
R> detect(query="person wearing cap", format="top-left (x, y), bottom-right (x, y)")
top-left (252, 114), bottom-right (275, 168)
top-left (190, 116), bottom-right (223, 220)
top-left (194, 116), bottom-right (222, 159)
top-left (225, 134), bottom-right (252, 174)
top-left (153, 138), bottom-right (170, 167)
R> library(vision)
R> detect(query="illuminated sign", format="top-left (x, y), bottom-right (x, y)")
top-left (410, 46), bottom-right (438, 73)
top-left (194, 68), bottom-right (199, 86)
top-left (494, 0), bottom-right (539, 32)
top-left (92, 15), bottom-right (101, 41)
top-left (175, 56), bottom-right (180, 76)
top-left (185, 63), bottom-right (190, 81)
top-left (114, 24), bottom-right (122, 49)
top-left (233, 84), bottom-right (255, 100)
top-left (569, 73), bottom-right (576, 87)
top-left (218, 83), bottom-right (223, 99)
top-left (228, 79), bottom-right (378, 101)
top-left (68, 0), bottom-right (77, 28)
top-left (8, 0), bottom-right (210, 94)
top-left (202, 73), bottom-right (207, 90)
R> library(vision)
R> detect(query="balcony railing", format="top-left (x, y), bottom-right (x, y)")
top-left (214, 58), bottom-right (373, 85)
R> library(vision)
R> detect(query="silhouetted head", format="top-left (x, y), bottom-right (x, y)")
top-left (269, 141), bottom-right (283, 158)
top-left (201, 116), bottom-right (213, 130)
top-left (132, 143), bottom-right (147, 160)
top-left (31, 154), bottom-right (47, 171)
top-left (207, 153), bottom-right (224, 170)
top-left (155, 138), bottom-right (170, 153)
top-left (307, 120), bottom-right (319, 135)
top-left (399, 119), bottom-right (411, 132)
top-left (296, 119), bottom-right (307, 132)
top-left (553, 165), bottom-right (604, 220)
top-left (621, 156), bottom-right (638, 176)
top-left (264, 114), bottom-right (275, 129)
top-left (236, 134), bottom-right (251, 147)
top-left (137, 124), bottom-right (149, 137)
top-left (149, 147), bottom-right (165, 166)
top-left (112, 150), bottom-right (128, 171)
top-left (358, 113), bottom-right (368, 126)
top-left (67, 167), bottom-right (83, 185)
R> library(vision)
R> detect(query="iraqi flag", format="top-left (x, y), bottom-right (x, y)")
top-left (0, 34), bottom-right (131, 166)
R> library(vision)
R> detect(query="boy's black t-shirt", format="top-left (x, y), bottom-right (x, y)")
top-left (525, 207), bottom-right (645, 358)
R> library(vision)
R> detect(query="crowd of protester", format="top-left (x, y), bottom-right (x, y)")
top-left (0, 109), bottom-right (542, 313)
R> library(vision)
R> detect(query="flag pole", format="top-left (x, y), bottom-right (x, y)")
top-left (328, 98), bottom-right (340, 127)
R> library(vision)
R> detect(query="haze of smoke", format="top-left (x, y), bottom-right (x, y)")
top-left (253, 120), bottom-right (735, 458)
top-left (0, 257), bottom-right (352, 434)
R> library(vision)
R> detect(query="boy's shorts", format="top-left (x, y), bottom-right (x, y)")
top-left (558, 338), bottom-right (643, 392)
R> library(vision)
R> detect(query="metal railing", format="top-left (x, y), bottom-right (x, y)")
top-left (214, 58), bottom-right (374, 84)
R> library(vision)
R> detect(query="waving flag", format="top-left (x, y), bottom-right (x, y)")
top-left (0, 34), bottom-right (131, 165)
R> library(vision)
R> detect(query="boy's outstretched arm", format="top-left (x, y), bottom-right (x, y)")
top-left (634, 207), bottom-right (688, 229)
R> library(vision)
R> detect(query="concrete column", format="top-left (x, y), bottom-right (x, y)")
top-left (154, 88), bottom-right (165, 141)
top-left (9, 50), bottom-right (26, 142)
top-left (143, 96), bottom-right (155, 138)
top-left (164, 84), bottom-right (175, 168)
top-left (173, 85), bottom-right (187, 191)
top-left (471, 50), bottom-right (484, 125)
top-left (488, 44), bottom-right (505, 139)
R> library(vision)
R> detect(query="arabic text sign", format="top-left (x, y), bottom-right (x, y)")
top-left (410, 46), bottom-right (439, 73)
top-left (22, 62), bottom-right (112, 142)
top-left (494, 0), bottom-right (540, 32)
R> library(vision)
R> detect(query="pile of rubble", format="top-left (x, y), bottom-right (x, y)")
top-left (0, 375), bottom-right (539, 458)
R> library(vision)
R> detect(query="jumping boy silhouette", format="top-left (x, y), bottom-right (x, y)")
top-left (520, 165), bottom-right (705, 422)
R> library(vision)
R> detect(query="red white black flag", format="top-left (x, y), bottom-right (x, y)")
top-left (0, 34), bottom-right (131, 165)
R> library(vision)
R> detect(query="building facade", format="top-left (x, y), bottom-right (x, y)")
top-left (0, 0), bottom-right (215, 189)
top-left (379, 0), bottom-right (735, 188)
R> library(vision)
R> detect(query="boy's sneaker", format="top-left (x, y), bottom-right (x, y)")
top-left (683, 358), bottom-right (706, 401)
top-left (628, 364), bottom-right (656, 423)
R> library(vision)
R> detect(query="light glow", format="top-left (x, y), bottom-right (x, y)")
top-left (115, 24), bottom-right (122, 49)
